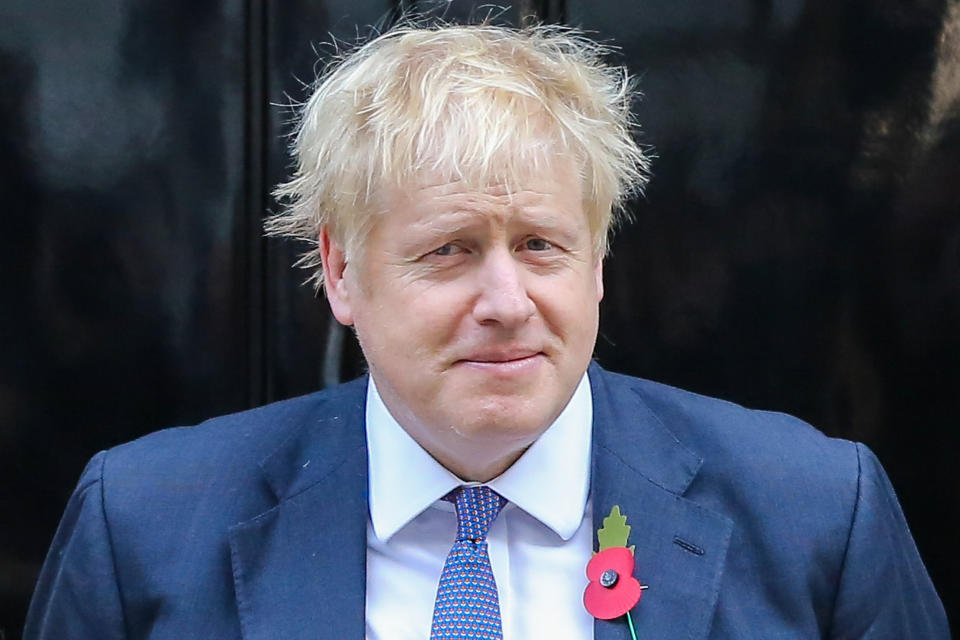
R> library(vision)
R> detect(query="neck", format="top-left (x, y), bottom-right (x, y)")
top-left (429, 446), bottom-right (528, 483)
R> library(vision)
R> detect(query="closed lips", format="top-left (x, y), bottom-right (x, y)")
top-left (459, 350), bottom-right (542, 363)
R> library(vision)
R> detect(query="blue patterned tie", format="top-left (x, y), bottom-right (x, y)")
top-left (430, 486), bottom-right (507, 639)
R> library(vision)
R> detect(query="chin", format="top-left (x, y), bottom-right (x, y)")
top-left (454, 400), bottom-right (557, 444)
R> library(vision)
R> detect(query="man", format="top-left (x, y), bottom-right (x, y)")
top-left (26, 22), bottom-right (948, 639)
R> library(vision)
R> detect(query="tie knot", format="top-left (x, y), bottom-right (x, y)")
top-left (447, 486), bottom-right (505, 542)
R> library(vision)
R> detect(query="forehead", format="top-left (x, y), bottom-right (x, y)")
top-left (374, 157), bottom-right (587, 228)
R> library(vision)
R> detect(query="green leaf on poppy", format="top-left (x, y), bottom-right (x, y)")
top-left (597, 505), bottom-right (632, 551)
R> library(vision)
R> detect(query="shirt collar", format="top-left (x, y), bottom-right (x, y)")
top-left (366, 372), bottom-right (592, 543)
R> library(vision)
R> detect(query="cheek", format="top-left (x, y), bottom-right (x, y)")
top-left (535, 273), bottom-right (601, 336)
top-left (354, 283), bottom-right (467, 363)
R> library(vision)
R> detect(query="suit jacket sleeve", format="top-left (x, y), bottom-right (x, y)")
top-left (829, 443), bottom-right (949, 638)
top-left (24, 451), bottom-right (128, 640)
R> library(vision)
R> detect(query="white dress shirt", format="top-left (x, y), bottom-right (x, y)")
top-left (365, 372), bottom-right (596, 639)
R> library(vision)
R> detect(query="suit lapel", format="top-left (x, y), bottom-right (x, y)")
top-left (590, 365), bottom-right (732, 640)
top-left (228, 378), bottom-right (369, 640)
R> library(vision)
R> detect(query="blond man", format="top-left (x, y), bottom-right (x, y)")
top-left (26, 23), bottom-right (947, 640)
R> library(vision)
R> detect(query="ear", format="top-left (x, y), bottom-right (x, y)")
top-left (319, 227), bottom-right (355, 326)
top-left (593, 256), bottom-right (604, 302)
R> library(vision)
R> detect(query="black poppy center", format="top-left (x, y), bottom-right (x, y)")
top-left (600, 568), bottom-right (619, 588)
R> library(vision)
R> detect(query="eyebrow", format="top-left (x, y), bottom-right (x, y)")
top-left (408, 210), bottom-right (584, 253)
top-left (511, 206), bottom-right (585, 243)
top-left (411, 210), bottom-right (483, 235)
top-left (393, 211), bottom-right (480, 255)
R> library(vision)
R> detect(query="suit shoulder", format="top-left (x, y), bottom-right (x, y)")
top-left (596, 367), bottom-right (859, 488)
top-left (99, 376), bottom-right (367, 496)
top-left (614, 374), bottom-right (857, 464)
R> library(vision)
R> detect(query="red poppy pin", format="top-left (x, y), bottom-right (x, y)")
top-left (583, 506), bottom-right (646, 639)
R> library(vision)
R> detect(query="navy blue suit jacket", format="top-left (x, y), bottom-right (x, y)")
top-left (26, 364), bottom-right (949, 638)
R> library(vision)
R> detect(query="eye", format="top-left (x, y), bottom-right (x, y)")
top-left (523, 237), bottom-right (554, 252)
top-left (431, 243), bottom-right (464, 257)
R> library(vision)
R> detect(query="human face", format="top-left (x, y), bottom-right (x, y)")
top-left (321, 159), bottom-right (603, 481)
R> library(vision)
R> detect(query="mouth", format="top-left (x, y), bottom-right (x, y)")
top-left (457, 348), bottom-right (543, 364)
top-left (453, 349), bottom-right (546, 375)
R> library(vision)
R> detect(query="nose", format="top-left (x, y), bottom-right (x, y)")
top-left (471, 249), bottom-right (536, 328)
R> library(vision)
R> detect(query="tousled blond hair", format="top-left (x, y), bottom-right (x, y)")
top-left (268, 21), bottom-right (651, 289)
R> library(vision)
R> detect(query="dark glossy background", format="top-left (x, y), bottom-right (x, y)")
top-left (2, 0), bottom-right (958, 636)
